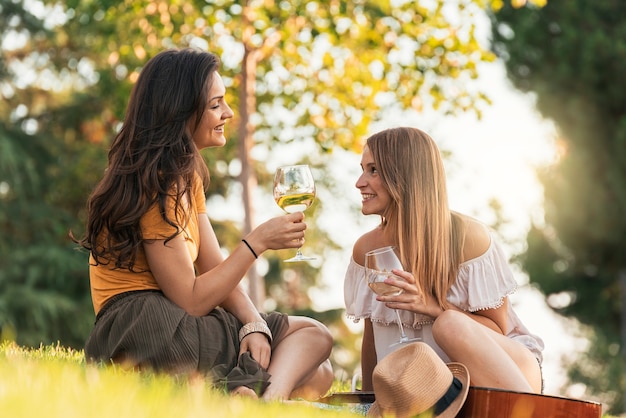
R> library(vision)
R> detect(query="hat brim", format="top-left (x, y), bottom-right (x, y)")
top-left (366, 401), bottom-right (381, 417)
top-left (438, 362), bottom-right (470, 418)
top-left (367, 362), bottom-right (470, 418)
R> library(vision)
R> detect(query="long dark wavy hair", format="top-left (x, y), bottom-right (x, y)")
top-left (78, 48), bottom-right (218, 270)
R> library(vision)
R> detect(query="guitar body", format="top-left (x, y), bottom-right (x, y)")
top-left (319, 387), bottom-right (602, 418)
top-left (458, 387), bottom-right (603, 418)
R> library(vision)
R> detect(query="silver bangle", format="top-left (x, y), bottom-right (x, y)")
top-left (238, 321), bottom-right (272, 343)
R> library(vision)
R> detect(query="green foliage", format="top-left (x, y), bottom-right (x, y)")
top-left (35, 0), bottom-right (498, 152)
top-left (491, 1), bottom-right (626, 413)
top-left (0, 118), bottom-right (93, 348)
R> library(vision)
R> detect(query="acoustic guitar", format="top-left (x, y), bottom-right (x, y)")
top-left (459, 387), bottom-right (603, 418)
top-left (319, 387), bottom-right (603, 417)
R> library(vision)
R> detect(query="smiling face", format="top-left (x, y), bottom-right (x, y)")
top-left (191, 72), bottom-right (234, 149)
top-left (356, 145), bottom-right (392, 216)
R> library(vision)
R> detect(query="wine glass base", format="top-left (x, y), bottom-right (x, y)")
top-left (389, 337), bottom-right (421, 348)
top-left (284, 255), bottom-right (316, 262)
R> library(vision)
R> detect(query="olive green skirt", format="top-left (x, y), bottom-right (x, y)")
top-left (85, 290), bottom-right (288, 395)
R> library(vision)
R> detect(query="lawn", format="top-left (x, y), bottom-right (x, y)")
top-left (1, 342), bottom-right (616, 418)
top-left (0, 342), bottom-right (359, 418)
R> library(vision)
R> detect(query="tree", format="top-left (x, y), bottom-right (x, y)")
top-left (0, 2), bottom-right (95, 347)
top-left (490, 1), bottom-right (626, 413)
top-left (1, 0), bottom-right (525, 365)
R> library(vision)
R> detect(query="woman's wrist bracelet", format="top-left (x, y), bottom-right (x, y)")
top-left (241, 239), bottom-right (258, 259)
top-left (238, 321), bottom-right (272, 343)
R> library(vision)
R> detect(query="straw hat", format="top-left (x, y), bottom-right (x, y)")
top-left (367, 342), bottom-right (470, 418)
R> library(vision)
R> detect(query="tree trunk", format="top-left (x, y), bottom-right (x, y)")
top-left (238, 44), bottom-right (265, 309)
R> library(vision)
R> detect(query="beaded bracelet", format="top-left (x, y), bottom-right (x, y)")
top-left (239, 321), bottom-right (272, 343)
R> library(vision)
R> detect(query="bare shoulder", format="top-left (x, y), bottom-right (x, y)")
top-left (459, 215), bottom-right (491, 263)
top-left (352, 227), bottom-right (387, 267)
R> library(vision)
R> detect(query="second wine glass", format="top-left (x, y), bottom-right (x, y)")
top-left (365, 246), bottom-right (421, 347)
top-left (273, 164), bottom-right (316, 262)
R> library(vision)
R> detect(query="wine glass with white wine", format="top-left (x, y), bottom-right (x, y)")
top-left (365, 246), bottom-right (421, 346)
top-left (273, 164), bottom-right (316, 262)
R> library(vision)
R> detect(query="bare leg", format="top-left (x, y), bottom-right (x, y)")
top-left (289, 359), bottom-right (333, 400)
top-left (433, 310), bottom-right (542, 393)
top-left (262, 316), bottom-right (333, 401)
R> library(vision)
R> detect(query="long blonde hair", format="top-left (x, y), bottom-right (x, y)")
top-left (366, 127), bottom-right (466, 309)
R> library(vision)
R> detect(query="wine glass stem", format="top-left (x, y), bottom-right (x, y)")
top-left (394, 309), bottom-right (409, 341)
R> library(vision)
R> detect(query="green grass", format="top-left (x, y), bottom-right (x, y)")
top-left (0, 342), bottom-right (359, 418)
top-left (1, 342), bottom-right (617, 418)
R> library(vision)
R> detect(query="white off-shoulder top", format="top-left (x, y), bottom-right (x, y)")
top-left (344, 235), bottom-right (545, 363)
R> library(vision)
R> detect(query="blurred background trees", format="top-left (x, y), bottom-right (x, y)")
top-left (490, 1), bottom-right (626, 414)
top-left (7, 0), bottom-right (626, 413)
top-left (0, 1), bottom-right (96, 347)
top-left (1, 0), bottom-right (501, 372)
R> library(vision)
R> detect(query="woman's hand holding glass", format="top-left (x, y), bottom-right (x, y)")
top-left (245, 212), bottom-right (307, 254)
top-left (273, 165), bottom-right (316, 262)
top-left (377, 268), bottom-right (444, 320)
top-left (365, 246), bottom-right (421, 347)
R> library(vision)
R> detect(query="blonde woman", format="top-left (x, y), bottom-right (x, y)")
top-left (344, 127), bottom-right (544, 394)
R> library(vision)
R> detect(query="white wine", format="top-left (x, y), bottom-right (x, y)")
top-left (273, 165), bottom-right (316, 262)
top-left (364, 246), bottom-right (421, 345)
top-left (275, 192), bottom-right (315, 213)
top-left (368, 281), bottom-right (403, 297)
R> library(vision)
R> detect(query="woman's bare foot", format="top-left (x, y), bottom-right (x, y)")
top-left (231, 386), bottom-right (258, 399)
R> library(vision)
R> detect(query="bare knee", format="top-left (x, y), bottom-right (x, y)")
top-left (287, 316), bottom-right (333, 356)
top-left (432, 309), bottom-right (472, 347)
top-left (309, 318), bottom-right (333, 355)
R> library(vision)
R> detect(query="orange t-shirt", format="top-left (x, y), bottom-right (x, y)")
top-left (89, 178), bottom-right (206, 315)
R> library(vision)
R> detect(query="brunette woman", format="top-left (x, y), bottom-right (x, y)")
top-left (78, 48), bottom-right (333, 400)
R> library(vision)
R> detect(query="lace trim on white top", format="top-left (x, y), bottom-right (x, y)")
top-left (343, 233), bottom-right (545, 361)
top-left (343, 234), bottom-right (518, 325)
top-left (448, 236), bottom-right (518, 312)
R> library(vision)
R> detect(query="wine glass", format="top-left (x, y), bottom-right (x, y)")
top-left (273, 164), bottom-right (316, 262)
top-left (365, 246), bottom-right (421, 346)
